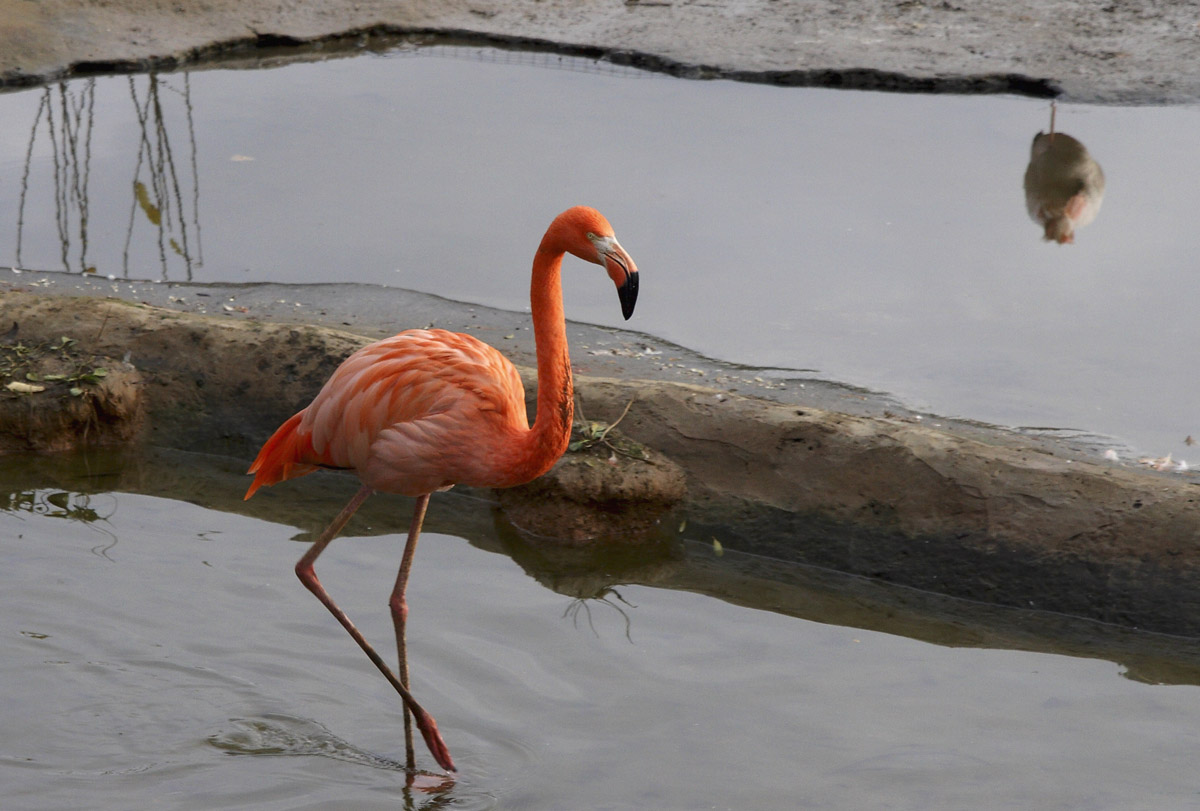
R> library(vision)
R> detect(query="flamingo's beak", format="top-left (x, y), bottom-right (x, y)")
top-left (616, 266), bottom-right (638, 320)
top-left (601, 241), bottom-right (638, 320)
top-left (587, 232), bottom-right (639, 320)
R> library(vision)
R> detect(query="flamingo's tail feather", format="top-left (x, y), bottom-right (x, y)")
top-left (244, 412), bottom-right (319, 500)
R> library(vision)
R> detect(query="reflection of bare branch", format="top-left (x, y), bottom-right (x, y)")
top-left (125, 76), bottom-right (166, 277)
top-left (28, 80), bottom-right (101, 273)
top-left (79, 84), bottom-right (95, 267)
top-left (184, 74), bottom-right (203, 266)
top-left (123, 74), bottom-right (202, 280)
top-left (16, 72), bottom-right (202, 280)
top-left (58, 81), bottom-right (95, 270)
top-left (156, 77), bottom-right (192, 271)
top-left (16, 91), bottom-right (50, 268)
top-left (50, 89), bottom-right (67, 267)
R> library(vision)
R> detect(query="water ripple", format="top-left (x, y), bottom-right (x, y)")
top-left (208, 714), bottom-right (409, 772)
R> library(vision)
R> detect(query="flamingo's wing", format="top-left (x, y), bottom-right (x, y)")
top-left (246, 329), bottom-right (526, 498)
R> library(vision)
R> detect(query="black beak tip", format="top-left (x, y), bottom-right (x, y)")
top-left (618, 272), bottom-right (639, 321)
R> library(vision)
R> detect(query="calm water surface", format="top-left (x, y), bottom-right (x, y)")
top-left (1, 46), bottom-right (1199, 460)
top-left (2, 451), bottom-right (1200, 809)
top-left (4, 49), bottom-right (1200, 808)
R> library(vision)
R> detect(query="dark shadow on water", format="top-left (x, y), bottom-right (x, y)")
top-left (4, 445), bottom-right (1200, 686)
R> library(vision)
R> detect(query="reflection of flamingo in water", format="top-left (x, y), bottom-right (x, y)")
top-left (243, 206), bottom-right (640, 773)
top-left (1024, 103), bottom-right (1106, 244)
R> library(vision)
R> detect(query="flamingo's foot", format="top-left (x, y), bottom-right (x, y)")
top-left (412, 709), bottom-right (455, 772)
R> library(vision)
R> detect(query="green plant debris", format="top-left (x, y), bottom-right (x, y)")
top-left (1, 334), bottom-right (110, 398)
top-left (568, 397), bottom-right (649, 461)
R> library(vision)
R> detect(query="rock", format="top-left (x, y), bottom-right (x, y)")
top-left (497, 426), bottom-right (687, 544)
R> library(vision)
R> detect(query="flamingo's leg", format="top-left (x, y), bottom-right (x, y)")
top-left (294, 485), bottom-right (455, 772)
top-left (390, 493), bottom-right (430, 771)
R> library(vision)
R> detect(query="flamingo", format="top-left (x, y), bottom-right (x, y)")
top-left (243, 206), bottom-right (639, 773)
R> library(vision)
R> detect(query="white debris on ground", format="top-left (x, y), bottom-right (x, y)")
top-left (1103, 447), bottom-right (1192, 474)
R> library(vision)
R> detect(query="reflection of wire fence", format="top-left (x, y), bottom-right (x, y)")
top-left (393, 44), bottom-right (659, 79)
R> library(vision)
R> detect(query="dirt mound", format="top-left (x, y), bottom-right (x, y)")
top-left (0, 327), bottom-right (144, 452)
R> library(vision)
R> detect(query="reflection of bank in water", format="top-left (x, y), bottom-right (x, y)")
top-left (15, 73), bottom-right (202, 279)
top-left (5, 444), bottom-right (1200, 689)
top-left (1023, 104), bottom-right (1105, 244)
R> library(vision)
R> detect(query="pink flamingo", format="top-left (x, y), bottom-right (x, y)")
top-left (243, 206), bottom-right (639, 773)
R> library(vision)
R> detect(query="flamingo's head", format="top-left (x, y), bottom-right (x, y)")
top-left (553, 206), bottom-right (639, 320)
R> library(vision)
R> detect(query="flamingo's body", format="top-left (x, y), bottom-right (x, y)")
top-left (244, 206), bottom-right (638, 774)
top-left (246, 329), bottom-right (551, 497)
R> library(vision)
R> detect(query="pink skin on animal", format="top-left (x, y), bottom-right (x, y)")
top-left (243, 206), bottom-right (639, 774)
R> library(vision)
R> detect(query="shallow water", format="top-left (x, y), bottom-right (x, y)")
top-left (1, 45), bottom-right (1199, 461)
top-left (4, 450), bottom-right (1200, 809)
top-left (4, 48), bottom-right (1200, 806)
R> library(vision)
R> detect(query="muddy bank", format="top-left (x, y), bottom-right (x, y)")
top-left (1, 0), bottom-right (1199, 104)
top-left (3, 288), bottom-right (1200, 635)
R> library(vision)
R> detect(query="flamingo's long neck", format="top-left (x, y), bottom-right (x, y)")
top-left (515, 240), bottom-right (574, 481)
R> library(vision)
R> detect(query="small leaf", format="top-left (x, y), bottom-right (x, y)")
top-left (69, 387), bottom-right (83, 397)
top-left (6, 381), bottom-right (45, 394)
top-left (24, 372), bottom-right (40, 381)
